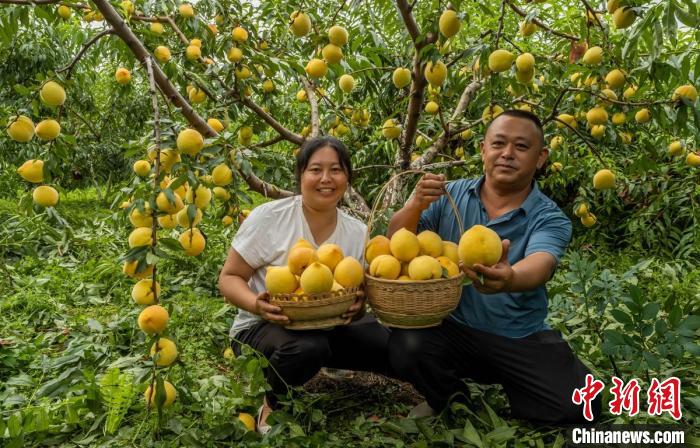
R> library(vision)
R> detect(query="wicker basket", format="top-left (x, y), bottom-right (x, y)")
top-left (364, 170), bottom-right (465, 328)
top-left (365, 273), bottom-right (464, 328)
top-left (269, 286), bottom-right (360, 330)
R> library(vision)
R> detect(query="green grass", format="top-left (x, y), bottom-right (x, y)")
top-left (1, 187), bottom-right (698, 447)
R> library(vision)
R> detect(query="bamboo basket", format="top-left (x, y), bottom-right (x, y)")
top-left (365, 170), bottom-right (465, 329)
top-left (269, 286), bottom-right (360, 330)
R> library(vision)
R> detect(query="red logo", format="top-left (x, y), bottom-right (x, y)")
top-left (572, 376), bottom-right (682, 420)
top-left (609, 376), bottom-right (641, 417)
top-left (572, 374), bottom-right (605, 421)
top-left (647, 377), bottom-right (682, 420)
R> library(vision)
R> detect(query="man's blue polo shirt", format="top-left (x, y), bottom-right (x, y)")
top-left (417, 176), bottom-right (572, 338)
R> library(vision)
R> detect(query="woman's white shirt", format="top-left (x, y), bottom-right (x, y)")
top-left (228, 195), bottom-right (366, 338)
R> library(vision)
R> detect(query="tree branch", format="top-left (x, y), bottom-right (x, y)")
top-left (93, 0), bottom-right (212, 136)
top-left (131, 15), bottom-right (189, 46)
top-left (251, 135), bottom-right (284, 149)
top-left (240, 169), bottom-right (294, 199)
top-left (395, 0), bottom-right (437, 171)
top-left (400, 52), bottom-right (427, 169)
top-left (422, 159), bottom-right (468, 170)
top-left (567, 87), bottom-right (672, 107)
top-left (329, 0), bottom-right (346, 25)
top-left (163, 16), bottom-right (189, 46)
top-left (542, 88), bottom-right (570, 123)
top-left (411, 81), bottom-right (483, 169)
top-left (507, 0), bottom-right (580, 41)
top-left (92, 0), bottom-right (292, 199)
top-left (395, 0), bottom-right (421, 43)
top-left (57, 28), bottom-right (115, 79)
top-left (581, 0), bottom-right (605, 29)
top-left (64, 104), bottom-right (101, 141)
top-left (354, 164), bottom-right (398, 172)
top-left (494, 0), bottom-right (508, 48)
top-left (144, 56), bottom-right (161, 303)
top-left (451, 81), bottom-right (483, 121)
top-left (411, 132), bottom-right (449, 168)
top-left (347, 66), bottom-right (397, 76)
top-left (550, 117), bottom-right (605, 166)
top-left (239, 95), bottom-right (305, 145)
top-left (302, 78), bottom-right (320, 138)
top-left (344, 187), bottom-right (370, 218)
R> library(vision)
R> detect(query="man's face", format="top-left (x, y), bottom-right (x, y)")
top-left (481, 115), bottom-right (548, 188)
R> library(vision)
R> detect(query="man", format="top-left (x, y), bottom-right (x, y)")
top-left (387, 110), bottom-right (600, 424)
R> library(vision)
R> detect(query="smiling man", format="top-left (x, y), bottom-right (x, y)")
top-left (387, 110), bottom-right (600, 424)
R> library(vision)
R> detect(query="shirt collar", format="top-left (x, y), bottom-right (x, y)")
top-left (518, 180), bottom-right (542, 216)
top-left (467, 176), bottom-right (485, 193)
top-left (471, 176), bottom-right (542, 216)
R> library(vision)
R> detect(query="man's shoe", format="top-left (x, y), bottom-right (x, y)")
top-left (408, 401), bottom-right (436, 418)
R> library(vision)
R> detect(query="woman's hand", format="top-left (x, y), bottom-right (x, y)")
top-left (254, 292), bottom-right (290, 325)
top-left (342, 289), bottom-right (366, 323)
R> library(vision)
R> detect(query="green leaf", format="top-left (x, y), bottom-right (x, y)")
top-left (485, 426), bottom-right (516, 443)
top-left (675, 2), bottom-right (698, 26)
top-left (663, 1), bottom-right (677, 47)
top-left (683, 342), bottom-right (700, 356)
top-left (415, 418), bottom-right (434, 439)
top-left (678, 315), bottom-right (700, 337)
top-left (13, 84), bottom-right (30, 95)
top-left (552, 433), bottom-right (566, 448)
top-left (642, 302), bottom-right (660, 321)
top-left (34, 408), bottom-right (49, 433)
top-left (611, 309), bottom-right (633, 326)
top-left (36, 367), bottom-right (79, 398)
top-left (462, 419), bottom-right (482, 447)
top-left (669, 306), bottom-right (682, 327)
top-left (7, 412), bottom-right (22, 438)
top-left (643, 351), bottom-right (660, 371)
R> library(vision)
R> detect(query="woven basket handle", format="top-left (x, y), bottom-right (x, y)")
top-left (364, 170), bottom-right (465, 248)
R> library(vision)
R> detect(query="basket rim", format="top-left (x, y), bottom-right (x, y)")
top-left (365, 272), bottom-right (465, 284)
top-left (269, 286), bottom-right (360, 305)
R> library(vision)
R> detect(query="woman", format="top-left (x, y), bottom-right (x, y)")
top-left (218, 136), bottom-right (390, 433)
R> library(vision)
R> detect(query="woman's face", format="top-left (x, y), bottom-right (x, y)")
top-left (300, 146), bottom-right (349, 210)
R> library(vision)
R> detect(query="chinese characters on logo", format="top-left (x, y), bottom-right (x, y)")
top-left (572, 375), bottom-right (682, 421)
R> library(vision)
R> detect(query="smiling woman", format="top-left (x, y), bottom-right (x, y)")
top-left (217, 136), bottom-right (391, 434)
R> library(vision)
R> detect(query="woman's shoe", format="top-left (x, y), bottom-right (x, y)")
top-left (256, 399), bottom-right (272, 435)
top-left (320, 367), bottom-right (354, 380)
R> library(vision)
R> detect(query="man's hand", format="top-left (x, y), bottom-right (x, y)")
top-left (255, 291), bottom-right (290, 325)
top-left (342, 289), bottom-right (366, 323)
top-left (408, 173), bottom-right (446, 211)
top-left (463, 240), bottom-right (514, 294)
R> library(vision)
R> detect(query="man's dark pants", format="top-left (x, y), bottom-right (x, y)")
top-left (389, 318), bottom-right (601, 424)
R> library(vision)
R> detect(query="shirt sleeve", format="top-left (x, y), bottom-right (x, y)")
top-left (417, 193), bottom-right (447, 233)
top-left (231, 207), bottom-right (271, 269)
top-left (524, 210), bottom-right (572, 264)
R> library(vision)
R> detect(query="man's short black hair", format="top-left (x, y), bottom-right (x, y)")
top-left (294, 136), bottom-right (353, 192)
top-left (486, 109), bottom-right (545, 148)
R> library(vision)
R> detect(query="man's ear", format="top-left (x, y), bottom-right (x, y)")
top-left (536, 147), bottom-right (549, 169)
